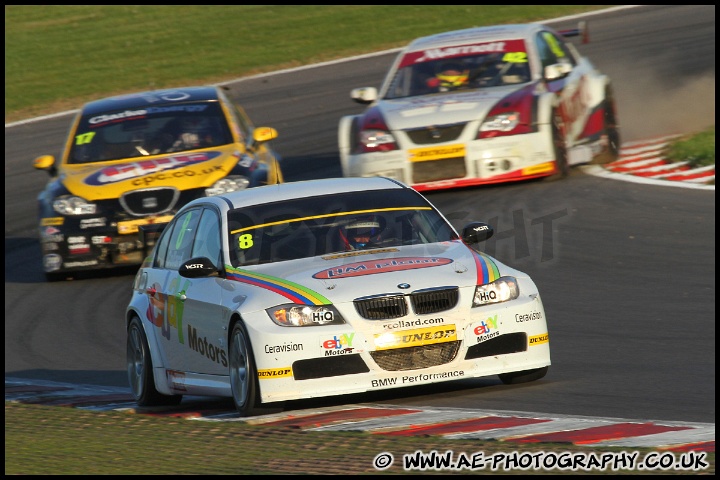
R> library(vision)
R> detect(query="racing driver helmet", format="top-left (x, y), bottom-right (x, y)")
top-left (435, 61), bottom-right (469, 89)
top-left (341, 216), bottom-right (385, 250)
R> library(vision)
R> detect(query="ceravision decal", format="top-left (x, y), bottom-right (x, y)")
top-left (374, 324), bottom-right (456, 351)
top-left (313, 257), bottom-right (453, 279)
top-left (265, 342), bottom-right (304, 354)
top-left (516, 310), bottom-right (543, 322)
top-left (529, 333), bottom-right (549, 346)
top-left (473, 314), bottom-right (500, 343)
top-left (83, 151), bottom-right (222, 186)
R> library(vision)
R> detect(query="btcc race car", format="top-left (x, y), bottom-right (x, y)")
top-left (338, 22), bottom-right (620, 191)
top-left (34, 85), bottom-right (284, 281)
top-left (125, 176), bottom-right (550, 416)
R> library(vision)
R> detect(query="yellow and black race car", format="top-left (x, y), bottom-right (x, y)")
top-left (34, 85), bottom-right (284, 281)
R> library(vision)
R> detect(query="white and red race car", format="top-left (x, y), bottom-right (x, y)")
top-left (338, 22), bottom-right (620, 191)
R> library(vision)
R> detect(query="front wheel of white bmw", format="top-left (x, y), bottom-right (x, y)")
top-left (229, 322), bottom-right (262, 416)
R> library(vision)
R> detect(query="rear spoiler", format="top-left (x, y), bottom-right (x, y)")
top-left (558, 21), bottom-right (589, 44)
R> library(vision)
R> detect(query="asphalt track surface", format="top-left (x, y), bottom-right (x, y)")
top-left (4, 5), bottom-right (715, 453)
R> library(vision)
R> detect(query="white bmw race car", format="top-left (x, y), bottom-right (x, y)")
top-left (338, 22), bottom-right (620, 191)
top-left (126, 176), bottom-right (550, 416)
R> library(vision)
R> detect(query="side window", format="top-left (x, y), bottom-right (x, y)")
top-left (191, 208), bottom-right (222, 268)
top-left (218, 89), bottom-right (251, 143)
top-left (153, 223), bottom-right (174, 269)
top-left (535, 33), bottom-right (557, 70)
top-left (165, 209), bottom-right (202, 271)
top-left (536, 32), bottom-right (577, 70)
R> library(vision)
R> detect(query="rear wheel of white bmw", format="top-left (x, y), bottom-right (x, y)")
top-left (229, 322), bottom-right (263, 416)
top-left (126, 316), bottom-right (182, 406)
top-left (543, 113), bottom-right (569, 182)
top-left (498, 366), bottom-right (549, 385)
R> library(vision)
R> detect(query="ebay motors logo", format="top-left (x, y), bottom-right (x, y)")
top-left (84, 152), bottom-right (221, 186)
top-left (313, 257), bottom-right (453, 279)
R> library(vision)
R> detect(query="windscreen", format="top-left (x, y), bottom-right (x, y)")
top-left (68, 102), bottom-right (233, 164)
top-left (227, 189), bottom-right (458, 266)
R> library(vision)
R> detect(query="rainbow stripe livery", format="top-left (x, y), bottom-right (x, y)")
top-left (470, 250), bottom-right (501, 285)
top-left (226, 266), bottom-right (331, 305)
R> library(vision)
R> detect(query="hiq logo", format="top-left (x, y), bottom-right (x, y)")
top-left (322, 333), bottom-right (355, 349)
top-left (473, 315), bottom-right (498, 335)
top-left (476, 290), bottom-right (497, 303)
top-left (312, 310), bottom-right (334, 324)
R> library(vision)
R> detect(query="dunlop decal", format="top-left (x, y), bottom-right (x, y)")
top-left (41, 217), bottom-right (64, 226)
top-left (257, 367), bottom-right (293, 379)
top-left (529, 333), bottom-right (549, 346)
top-left (374, 324), bottom-right (457, 351)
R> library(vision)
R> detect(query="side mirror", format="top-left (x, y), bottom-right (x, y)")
top-left (252, 126), bottom-right (279, 144)
top-left (350, 87), bottom-right (378, 105)
top-left (33, 155), bottom-right (57, 176)
top-left (179, 257), bottom-right (219, 278)
top-left (461, 222), bottom-right (494, 245)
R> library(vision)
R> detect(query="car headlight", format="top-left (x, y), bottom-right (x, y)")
top-left (52, 195), bottom-right (97, 215)
top-left (266, 304), bottom-right (346, 327)
top-left (480, 112), bottom-right (520, 133)
top-left (472, 276), bottom-right (520, 307)
top-left (205, 176), bottom-right (250, 196)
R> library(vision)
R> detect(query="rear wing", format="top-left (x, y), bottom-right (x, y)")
top-left (558, 21), bottom-right (589, 44)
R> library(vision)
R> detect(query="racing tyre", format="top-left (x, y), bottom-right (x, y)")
top-left (543, 113), bottom-right (569, 182)
top-left (498, 366), bottom-right (549, 385)
top-left (229, 322), bottom-right (264, 416)
top-left (127, 316), bottom-right (182, 406)
top-left (591, 93), bottom-right (621, 165)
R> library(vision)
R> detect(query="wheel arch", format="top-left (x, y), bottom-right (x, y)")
top-left (126, 308), bottom-right (172, 394)
top-left (338, 115), bottom-right (360, 176)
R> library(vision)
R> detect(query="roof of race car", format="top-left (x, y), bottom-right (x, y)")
top-left (79, 86), bottom-right (221, 116)
top-left (196, 177), bottom-right (410, 211)
top-left (405, 23), bottom-right (546, 51)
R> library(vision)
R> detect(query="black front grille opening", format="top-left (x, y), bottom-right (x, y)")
top-left (464, 332), bottom-right (527, 360)
top-left (406, 123), bottom-right (466, 145)
top-left (120, 187), bottom-right (179, 216)
top-left (370, 341), bottom-right (460, 371)
top-left (410, 287), bottom-right (459, 314)
top-left (412, 157), bottom-right (466, 183)
top-left (292, 354), bottom-right (369, 380)
top-left (354, 295), bottom-right (408, 320)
